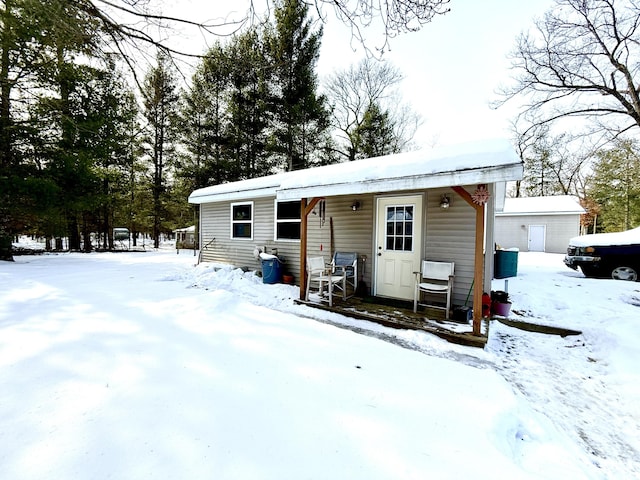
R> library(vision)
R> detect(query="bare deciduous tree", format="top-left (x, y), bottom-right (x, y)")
top-left (497, 0), bottom-right (640, 139)
top-left (522, 133), bottom-right (587, 197)
top-left (314, 0), bottom-right (451, 53)
top-left (75, 0), bottom-right (451, 61)
top-left (325, 58), bottom-right (420, 160)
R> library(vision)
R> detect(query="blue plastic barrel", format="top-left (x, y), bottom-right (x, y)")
top-left (261, 257), bottom-right (282, 284)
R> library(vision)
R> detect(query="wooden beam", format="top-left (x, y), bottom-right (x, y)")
top-left (452, 186), bottom-right (476, 207)
top-left (452, 186), bottom-right (485, 336)
top-left (299, 197), bottom-right (323, 300)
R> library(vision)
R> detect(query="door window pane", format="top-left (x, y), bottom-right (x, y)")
top-left (405, 223), bottom-right (413, 236)
top-left (385, 204), bottom-right (415, 252)
top-left (387, 223), bottom-right (394, 235)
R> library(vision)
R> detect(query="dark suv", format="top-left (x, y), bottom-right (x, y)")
top-left (564, 227), bottom-right (640, 281)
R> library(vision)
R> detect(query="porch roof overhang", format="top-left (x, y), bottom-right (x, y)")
top-left (276, 163), bottom-right (521, 200)
top-left (188, 139), bottom-right (523, 204)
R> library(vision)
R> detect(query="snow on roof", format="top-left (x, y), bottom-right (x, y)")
top-left (188, 139), bottom-right (522, 204)
top-left (569, 226), bottom-right (640, 247)
top-left (173, 225), bottom-right (196, 233)
top-left (497, 196), bottom-right (585, 216)
top-left (188, 172), bottom-right (290, 203)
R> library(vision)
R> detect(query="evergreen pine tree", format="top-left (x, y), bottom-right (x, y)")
top-left (352, 103), bottom-right (396, 159)
top-left (266, 0), bottom-right (330, 171)
top-left (180, 42), bottom-right (233, 190)
top-left (589, 140), bottom-right (640, 232)
top-left (142, 53), bottom-right (180, 249)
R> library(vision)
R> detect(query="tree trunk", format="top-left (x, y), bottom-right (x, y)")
top-left (0, 0), bottom-right (13, 172)
top-left (82, 213), bottom-right (92, 252)
top-left (0, 0), bottom-right (15, 261)
top-left (67, 215), bottom-right (80, 250)
top-left (153, 122), bottom-right (163, 249)
top-left (0, 234), bottom-right (13, 261)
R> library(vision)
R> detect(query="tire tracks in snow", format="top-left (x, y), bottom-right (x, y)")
top-left (486, 320), bottom-right (640, 479)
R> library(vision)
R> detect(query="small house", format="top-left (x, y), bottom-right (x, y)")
top-left (174, 225), bottom-right (196, 249)
top-left (495, 196), bottom-right (585, 253)
top-left (188, 140), bottom-right (523, 334)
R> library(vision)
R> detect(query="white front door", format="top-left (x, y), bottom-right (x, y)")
top-left (374, 195), bottom-right (423, 300)
top-left (528, 225), bottom-right (546, 252)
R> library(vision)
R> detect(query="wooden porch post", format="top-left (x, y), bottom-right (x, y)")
top-left (472, 203), bottom-right (486, 336)
top-left (452, 187), bottom-right (486, 336)
top-left (299, 197), bottom-right (323, 301)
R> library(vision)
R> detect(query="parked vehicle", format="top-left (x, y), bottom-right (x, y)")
top-left (113, 228), bottom-right (130, 241)
top-left (564, 227), bottom-right (640, 281)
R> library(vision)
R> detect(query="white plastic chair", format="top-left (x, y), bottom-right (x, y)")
top-left (305, 256), bottom-right (346, 307)
top-left (414, 260), bottom-right (455, 319)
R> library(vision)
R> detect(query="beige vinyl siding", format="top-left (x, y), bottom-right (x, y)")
top-left (199, 201), bottom-right (258, 269)
top-left (424, 188), bottom-right (477, 308)
top-left (304, 188), bottom-right (478, 305)
top-left (495, 214), bottom-right (581, 253)
top-left (306, 195), bottom-right (375, 294)
top-left (198, 186), bottom-right (484, 307)
top-left (200, 197), bottom-right (301, 276)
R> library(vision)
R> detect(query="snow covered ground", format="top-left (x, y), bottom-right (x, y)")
top-left (1, 242), bottom-right (638, 479)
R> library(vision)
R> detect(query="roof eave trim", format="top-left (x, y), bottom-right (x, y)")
top-left (188, 187), bottom-right (278, 204)
top-left (276, 163), bottom-right (523, 200)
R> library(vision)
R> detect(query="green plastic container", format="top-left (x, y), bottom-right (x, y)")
top-left (495, 249), bottom-right (518, 279)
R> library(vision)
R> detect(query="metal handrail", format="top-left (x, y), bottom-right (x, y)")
top-left (198, 237), bottom-right (216, 264)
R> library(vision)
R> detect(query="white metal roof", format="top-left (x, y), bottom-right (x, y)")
top-left (496, 196), bottom-right (585, 216)
top-left (188, 139), bottom-right (523, 204)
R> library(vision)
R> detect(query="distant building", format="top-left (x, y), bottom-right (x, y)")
top-left (174, 225), bottom-right (196, 249)
top-left (495, 196), bottom-right (585, 254)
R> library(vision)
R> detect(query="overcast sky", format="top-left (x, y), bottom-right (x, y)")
top-left (170, 0), bottom-right (555, 149)
top-left (315, 0), bottom-right (556, 148)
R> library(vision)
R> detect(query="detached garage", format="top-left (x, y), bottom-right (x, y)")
top-left (495, 196), bottom-right (585, 253)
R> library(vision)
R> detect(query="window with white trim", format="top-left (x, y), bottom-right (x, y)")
top-left (275, 200), bottom-right (301, 240)
top-left (231, 202), bottom-right (253, 239)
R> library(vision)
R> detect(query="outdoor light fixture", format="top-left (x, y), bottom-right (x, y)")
top-left (440, 195), bottom-right (450, 209)
top-left (351, 201), bottom-right (361, 211)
